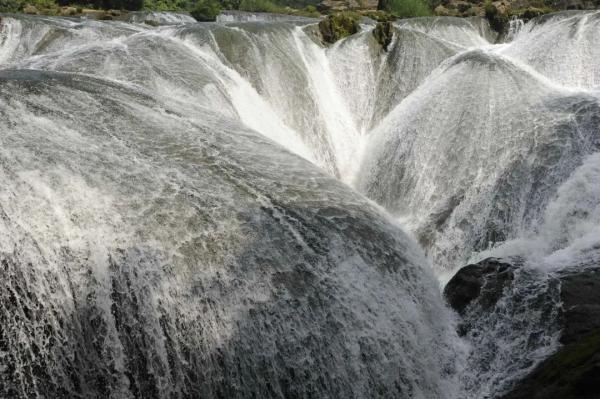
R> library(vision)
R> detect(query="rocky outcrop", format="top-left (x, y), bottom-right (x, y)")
top-left (445, 258), bottom-right (600, 398)
top-left (372, 21), bottom-right (393, 50)
top-left (502, 266), bottom-right (600, 399)
top-left (444, 257), bottom-right (517, 315)
top-left (558, 267), bottom-right (600, 344)
top-left (318, 12), bottom-right (361, 43)
top-left (502, 330), bottom-right (600, 399)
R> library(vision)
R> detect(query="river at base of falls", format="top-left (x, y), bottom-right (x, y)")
top-left (0, 10), bottom-right (599, 399)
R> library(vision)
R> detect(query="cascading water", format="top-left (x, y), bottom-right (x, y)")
top-left (0, 9), bottom-right (599, 399)
top-left (355, 10), bottom-right (600, 399)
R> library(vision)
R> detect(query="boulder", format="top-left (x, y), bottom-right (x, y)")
top-left (445, 258), bottom-right (600, 398)
top-left (443, 257), bottom-right (517, 315)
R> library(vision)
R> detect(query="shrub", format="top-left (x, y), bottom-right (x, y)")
top-left (387, 0), bottom-right (431, 18)
top-left (0, 0), bottom-right (24, 11)
top-left (238, 0), bottom-right (281, 12)
top-left (190, 0), bottom-right (220, 20)
top-left (219, 0), bottom-right (239, 9)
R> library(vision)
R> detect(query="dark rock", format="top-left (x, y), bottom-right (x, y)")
top-left (556, 267), bottom-right (600, 345)
top-left (447, 258), bottom-right (600, 399)
top-left (372, 21), bottom-right (393, 51)
top-left (484, 2), bottom-right (509, 34)
top-left (443, 257), bottom-right (517, 315)
top-left (377, 0), bottom-right (388, 10)
top-left (502, 330), bottom-right (600, 399)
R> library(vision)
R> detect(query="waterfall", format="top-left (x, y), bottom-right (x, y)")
top-left (1, 10), bottom-right (599, 399)
top-left (505, 17), bottom-right (524, 41)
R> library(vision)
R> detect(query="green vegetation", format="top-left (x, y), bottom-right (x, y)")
top-left (364, 9), bottom-right (396, 21)
top-left (387, 0), bottom-right (430, 18)
top-left (190, 0), bottom-right (220, 20)
top-left (372, 20), bottom-right (393, 50)
top-left (0, 0), bottom-right (430, 22)
top-left (318, 11), bottom-right (360, 43)
top-left (238, 0), bottom-right (280, 12)
top-left (4, 0), bottom-right (64, 14)
top-left (0, 0), bottom-right (24, 12)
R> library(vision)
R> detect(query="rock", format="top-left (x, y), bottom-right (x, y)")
top-left (318, 13), bottom-right (361, 44)
top-left (59, 6), bottom-right (78, 16)
top-left (446, 259), bottom-right (600, 340)
top-left (446, 258), bottom-right (600, 398)
top-left (23, 5), bottom-right (39, 14)
top-left (444, 257), bottom-right (517, 315)
top-left (502, 330), bottom-right (600, 399)
top-left (455, 0), bottom-right (472, 12)
top-left (372, 21), bottom-right (393, 51)
top-left (377, 0), bottom-right (388, 10)
top-left (97, 12), bottom-right (114, 20)
top-left (144, 19), bottom-right (160, 26)
top-left (556, 267), bottom-right (600, 345)
top-left (484, 1), bottom-right (509, 33)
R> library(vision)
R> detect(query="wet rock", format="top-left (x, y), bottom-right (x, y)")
top-left (447, 258), bottom-right (600, 398)
top-left (484, 1), bottom-right (509, 33)
top-left (443, 257), bottom-right (517, 315)
top-left (502, 329), bottom-right (600, 399)
top-left (372, 21), bottom-right (393, 51)
top-left (556, 267), bottom-right (600, 345)
top-left (446, 259), bottom-right (600, 340)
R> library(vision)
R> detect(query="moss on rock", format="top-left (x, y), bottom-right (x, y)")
top-left (372, 21), bottom-right (393, 51)
top-left (318, 12), bottom-right (361, 44)
top-left (484, 1), bottom-right (509, 33)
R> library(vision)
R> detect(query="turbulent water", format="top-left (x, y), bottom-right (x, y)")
top-left (0, 9), bottom-right (599, 399)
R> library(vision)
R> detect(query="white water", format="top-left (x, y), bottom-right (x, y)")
top-left (1, 10), bottom-right (599, 399)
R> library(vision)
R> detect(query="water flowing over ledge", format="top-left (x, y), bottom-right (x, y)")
top-left (1, 10), bottom-right (599, 399)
